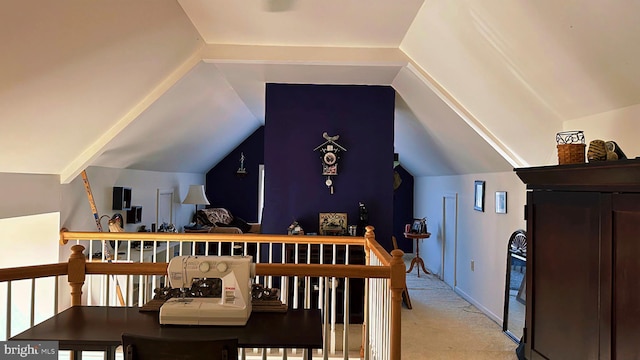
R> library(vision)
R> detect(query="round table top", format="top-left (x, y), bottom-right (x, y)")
top-left (403, 232), bottom-right (431, 239)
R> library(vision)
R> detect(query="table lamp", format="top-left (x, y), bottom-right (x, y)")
top-left (182, 185), bottom-right (210, 222)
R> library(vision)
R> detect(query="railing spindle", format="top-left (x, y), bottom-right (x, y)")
top-left (293, 243), bottom-right (299, 309)
top-left (6, 280), bottom-right (11, 338)
top-left (305, 244), bottom-right (311, 309)
top-left (343, 244), bottom-right (350, 359)
top-left (268, 242), bottom-right (273, 289)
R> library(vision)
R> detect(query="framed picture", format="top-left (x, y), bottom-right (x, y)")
top-left (410, 218), bottom-right (427, 234)
top-left (474, 180), bottom-right (485, 212)
top-left (319, 212), bottom-right (347, 236)
top-left (495, 191), bottom-right (507, 214)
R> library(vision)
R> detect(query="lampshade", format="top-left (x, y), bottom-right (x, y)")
top-left (182, 185), bottom-right (210, 205)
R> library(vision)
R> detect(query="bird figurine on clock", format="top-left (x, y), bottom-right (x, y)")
top-left (313, 132), bottom-right (347, 194)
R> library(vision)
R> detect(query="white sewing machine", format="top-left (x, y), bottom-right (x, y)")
top-left (159, 255), bottom-right (255, 326)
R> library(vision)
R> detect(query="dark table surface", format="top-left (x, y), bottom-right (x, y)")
top-left (10, 306), bottom-right (323, 352)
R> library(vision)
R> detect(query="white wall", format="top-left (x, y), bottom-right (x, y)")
top-left (58, 166), bottom-right (205, 260)
top-left (564, 104), bottom-right (640, 159)
top-left (414, 171), bottom-right (526, 324)
top-left (0, 173), bottom-right (60, 219)
top-left (0, 212), bottom-right (60, 338)
top-left (0, 212), bottom-right (61, 268)
top-left (0, 166), bottom-right (205, 262)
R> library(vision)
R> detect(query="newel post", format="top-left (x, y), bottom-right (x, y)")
top-left (389, 248), bottom-right (405, 360)
top-left (68, 245), bottom-right (86, 306)
top-left (361, 226), bottom-right (375, 358)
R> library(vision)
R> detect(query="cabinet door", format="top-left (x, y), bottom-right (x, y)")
top-left (527, 191), bottom-right (601, 360)
top-left (612, 194), bottom-right (640, 359)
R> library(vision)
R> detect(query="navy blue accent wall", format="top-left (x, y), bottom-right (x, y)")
top-left (392, 165), bottom-right (414, 253)
top-left (262, 84), bottom-right (396, 250)
top-left (205, 126), bottom-right (264, 223)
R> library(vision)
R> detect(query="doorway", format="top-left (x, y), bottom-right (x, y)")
top-left (442, 193), bottom-right (458, 288)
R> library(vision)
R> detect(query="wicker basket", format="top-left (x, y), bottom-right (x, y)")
top-left (557, 143), bottom-right (586, 165)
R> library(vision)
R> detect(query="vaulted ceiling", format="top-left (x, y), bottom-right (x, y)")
top-left (2, 0), bottom-right (639, 183)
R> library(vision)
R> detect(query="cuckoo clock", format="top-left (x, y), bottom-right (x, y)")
top-left (313, 132), bottom-right (346, 194)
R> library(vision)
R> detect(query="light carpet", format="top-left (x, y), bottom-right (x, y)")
top-left (402, 255), bottom-right (519, 360)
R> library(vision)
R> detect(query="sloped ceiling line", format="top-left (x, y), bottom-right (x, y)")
top-left (60, 45), bottom-right (205, 184)
top-left (393, 67), bottom-right (512, 175)
top-left (199, 44), bottom-right (409, 65)
top-left (401, 61), bottom-right (528, 169)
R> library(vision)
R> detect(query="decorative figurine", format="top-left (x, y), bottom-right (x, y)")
top-left (587, 139), bottom-right (607, 162)
top-left (237, 152), bottom-right (247, 177)
top-left (357, 202), bottom-right (368, 236)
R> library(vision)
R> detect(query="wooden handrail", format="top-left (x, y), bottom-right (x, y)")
top-left (255, 263), bottom-right (389, 278)
top-left (365, 226), bottom-right (393, 266)
top-left (83, 259), bottom-right (392, 279)
top-left (85, 262), bottom-right (167, 276)
top-left (0, 263), bottom-right (68, 282)
top-left (60, 230), bottom-right (365, 246)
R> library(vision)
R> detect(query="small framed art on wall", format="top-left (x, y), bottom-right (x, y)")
top-left (474, 180), bottom-right (485, 212)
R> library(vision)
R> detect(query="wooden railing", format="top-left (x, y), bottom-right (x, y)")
top-left (364, 229), bottom-right (404, 360)
top-left (1, 226), bottom-right (404, 360)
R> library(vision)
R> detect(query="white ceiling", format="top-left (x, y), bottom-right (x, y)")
top-left (2, 0), bottom-right (639, 183)
top-left (179, 0), bottom-right (423, 47)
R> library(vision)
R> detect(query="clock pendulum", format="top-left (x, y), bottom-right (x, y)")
top-left (325, 177), bottom-right (333, 194)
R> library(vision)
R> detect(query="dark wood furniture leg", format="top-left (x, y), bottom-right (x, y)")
top-left (406, 238), bottom-right (429, 277)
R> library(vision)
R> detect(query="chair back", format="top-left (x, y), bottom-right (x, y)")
top-left (122, 333), bottom-right (238, 360)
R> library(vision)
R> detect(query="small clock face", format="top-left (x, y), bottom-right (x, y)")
top-left (323, 152), bottom-right (337, 165)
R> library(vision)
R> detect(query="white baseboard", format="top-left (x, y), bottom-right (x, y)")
top-left (454, 286), bottom-right (503, 326)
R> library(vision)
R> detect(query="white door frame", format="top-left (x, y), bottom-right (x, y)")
top-left (258, 164), bottom-right (265, 223)
top-left (442, 192), bottom-right (458, 287)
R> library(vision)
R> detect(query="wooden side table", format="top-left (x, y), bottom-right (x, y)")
top-left (404, 232), bottom-right (431, 277)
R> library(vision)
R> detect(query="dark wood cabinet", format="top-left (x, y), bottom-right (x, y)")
top-left (611, 194), bottom-right (640, 359)
top-left (516, 159), bottom-right (640, 360)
